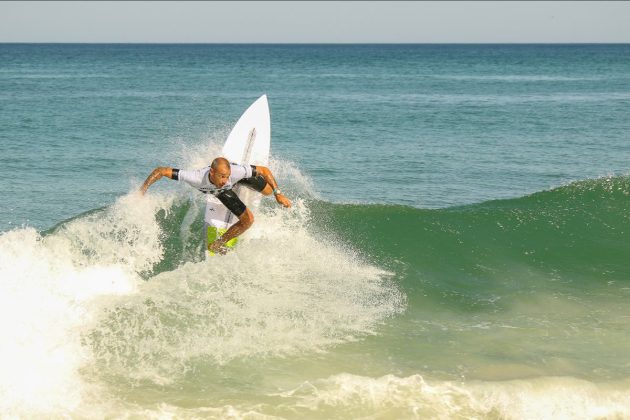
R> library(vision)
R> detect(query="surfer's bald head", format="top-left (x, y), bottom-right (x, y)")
top-left (209, 157), bottom-right (231, 188)
top-left (211, 157), bottom-right (230, 171)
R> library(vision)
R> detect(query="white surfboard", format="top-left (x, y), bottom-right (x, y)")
top-left (205, 95), bottom-right (271, 252)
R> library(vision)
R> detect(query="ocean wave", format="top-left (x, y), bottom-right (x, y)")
top-left (2, 174), bottom-right (629, 416)
top-left (312, 175), bottom-right (630, 283)
top-left (0, 188), bottom-right (404, 416)
top-left (271, 373), bottom-right (630, 419)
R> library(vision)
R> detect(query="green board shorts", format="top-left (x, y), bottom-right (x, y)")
top-left (206, 225), bottom-right (238, 256)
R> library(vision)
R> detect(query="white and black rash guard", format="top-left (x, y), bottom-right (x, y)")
top-left (172, 163), bottom-right (259, 217)
top-left (175, 163), bottom-right (254, 194)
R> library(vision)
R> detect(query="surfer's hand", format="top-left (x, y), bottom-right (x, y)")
top-left (275, 193), bottom-right (292, 208)
top-left (208, 240), bottom-right (227, 255)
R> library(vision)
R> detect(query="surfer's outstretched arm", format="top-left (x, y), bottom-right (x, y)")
top-left (140, 167), bottom-right (175, 194)
top-left (254, 166), bottom-right (292, 208)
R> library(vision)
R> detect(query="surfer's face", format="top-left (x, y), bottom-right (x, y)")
top-left (210, 166), bottom-right (231, 188)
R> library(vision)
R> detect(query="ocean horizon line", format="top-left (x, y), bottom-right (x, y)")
top-left (2, 41), bottom-right (629, 46)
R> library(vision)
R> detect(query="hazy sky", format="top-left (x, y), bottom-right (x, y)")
top-left (1, 1), bottom-right (629, 43)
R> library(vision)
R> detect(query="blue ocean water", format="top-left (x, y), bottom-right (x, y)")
top-left (2, 44), bottom-right (629, 230)
top-left (1, 44), bottom-right (630, 418)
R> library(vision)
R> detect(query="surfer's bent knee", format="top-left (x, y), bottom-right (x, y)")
top-left (240, 208), bottom-right (254, 228)
top-left (216, 189), bottom-right (247, 217)
top-left (237, 175), bottom-right (270, 195)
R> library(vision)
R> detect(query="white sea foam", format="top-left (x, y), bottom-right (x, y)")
top-left (85, 199), bottom-right (405, 384)
top-left (0, 193), bottom-right (172, 416)
top-left (0, 160), bottom-right (404, 415)
top-left (274, 373), bottom-right (630, 419)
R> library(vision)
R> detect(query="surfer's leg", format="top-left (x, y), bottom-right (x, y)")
top-left (216, 190), bottom-right (247, 217)
top-left (237, 175), bottom-right (272, 196)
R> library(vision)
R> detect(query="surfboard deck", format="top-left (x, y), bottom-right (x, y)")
top-left (206, 95), bottom-right (271, 256)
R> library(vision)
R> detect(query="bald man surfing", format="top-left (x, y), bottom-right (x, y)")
top-left (140, 157), bottom-right (291, 254)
